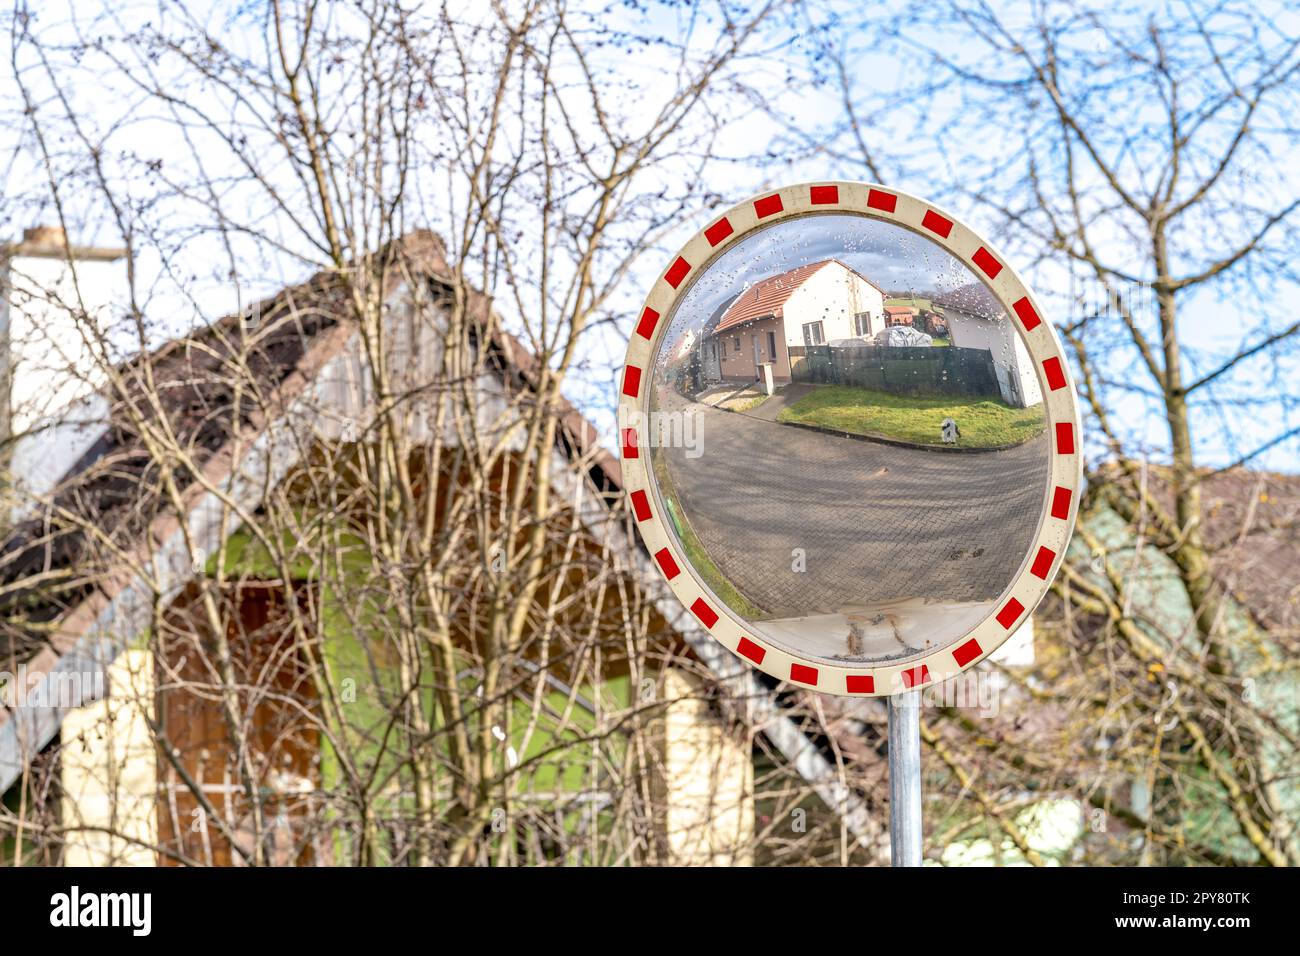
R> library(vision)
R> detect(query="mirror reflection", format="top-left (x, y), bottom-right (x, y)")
top-left (648, 213), bottom-right (1050, 665)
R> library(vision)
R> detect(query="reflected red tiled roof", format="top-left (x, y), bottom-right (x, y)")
top-left (713, 259), bottom-right (882, 335)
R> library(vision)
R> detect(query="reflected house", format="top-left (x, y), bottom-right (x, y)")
top-left (883, 305), bottom-right (916, 327)
top-left (933, 282), bottom-right (1043, 409)
top-left (666, 326), bottom-right (700, 390)
top-left (695, 293), bottom-right (739, 385)
top-left (669, 327), bottom-right (696, 360)
top-left (706, 260), bottom-right (885, 384)
top-left (918, 307), bottom-right (947, 336)
top-left (885, 296), bottom-right (947, 335)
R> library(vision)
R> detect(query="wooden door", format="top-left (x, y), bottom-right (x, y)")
top-left (155, 583), bottom-right (321, 866)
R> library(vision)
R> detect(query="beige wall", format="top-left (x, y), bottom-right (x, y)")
top-left (60, 648), bottom-right (158, 866)
top-left (781, 263), bottom-right (885, 345)
top-left (716, 316), bottom-right (790, 383)
top-left (659, 667), bottom-right (754, 866)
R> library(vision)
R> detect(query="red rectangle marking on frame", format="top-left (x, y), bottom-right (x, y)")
top-left (846, 674), bottom-right (875, 693)
top-left (972, 247), bottom-right (1003, 279)
top-left (789, 663), bottom-right (819, 686)
top-left (655, 548), bottom-right (676, 580)
top-left (867, 189), bottom-right (897, 212)
top-left (901, 665), bottom-right (931, 688)
top-left (922, 210), bottom-right (953, 237)
top-left (753, 193), bottom-right (784, 218)
top-left (635, 307), bottom-right (660, 340)
top-left (952, 638), bottom-right (982, 667)
top-left (997, 598), bottom-right (1025, 629)
top-left (630, 489), bottom-right (652, 522)
top-left (705, 218), bottom-right (734, 246)
top-left (654, 548), bottom-right (680, 580)
top-left (621, 427), bottom-right (639, 459)
top-left (810, 185), bottom-right (839, 205)
top-left (1030, 545), bottom-right (1056, 580)
top-left (737, 637), bottom-right (766, 665)
top-left (665, 256), bottom-right (691, 289)
top-left (1055, 422), bottom-right (1075, 455)
top-left (1043, 356), bottom-right (1067, 391)
top-left (621, 365), bottom-right (641, 398)
top-left (691, 598), bottom-right (718, 628)
top-left (1012, 297), bottom-right (1041, 331)
top-left (1051, 486), bottom-right (1072, 520)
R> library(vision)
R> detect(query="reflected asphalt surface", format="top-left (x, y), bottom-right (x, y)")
top-left (654, 386), bottom-right (1051, 622)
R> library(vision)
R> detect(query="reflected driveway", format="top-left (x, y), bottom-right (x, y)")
top-left (654, 386), bottom-right (1051, 625)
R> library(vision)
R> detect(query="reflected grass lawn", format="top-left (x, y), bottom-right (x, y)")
top-left (777, 385), bottom-right (1047, 448)
top-left (725, 394), bottom-right (770, 412)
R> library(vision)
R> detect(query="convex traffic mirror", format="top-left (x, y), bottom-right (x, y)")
top-left (620, 183), bottom-right (1080, 695)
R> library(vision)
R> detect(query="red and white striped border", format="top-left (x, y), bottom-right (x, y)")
top-left (619, 182), bottom-right (1082, 697)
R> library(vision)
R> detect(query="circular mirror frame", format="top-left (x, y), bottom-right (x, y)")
top-left (619, 181), bottom-right (1081, 696)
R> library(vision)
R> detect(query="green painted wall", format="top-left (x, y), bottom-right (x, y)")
top-left (206, 524), bottom-right (633, 863)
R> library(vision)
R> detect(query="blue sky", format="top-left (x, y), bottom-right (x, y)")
top-left (586, 0), bottom-right (1300, 475)
top-left (3, 0), bottom-right (1295, 475)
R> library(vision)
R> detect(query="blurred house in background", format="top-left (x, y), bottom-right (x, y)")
top-left (0, 228), bottom-right (887, 867)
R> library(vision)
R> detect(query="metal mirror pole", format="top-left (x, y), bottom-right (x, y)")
top-left (887, 690), bottom-right (922, 867)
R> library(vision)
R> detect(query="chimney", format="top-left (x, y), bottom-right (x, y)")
top-left (20, 224), bottom-right (70, 251)
top-left (1, 223), bottom-right (125, 493)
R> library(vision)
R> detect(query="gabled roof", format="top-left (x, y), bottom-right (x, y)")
top-left (712, 259), bottom-right (882, 335)
top-left (702, 292), bottom-right (739, 337)
top-left (0, 233), bottom-right (629, 789)
top-left (0, 234), bottom-right (888, 855)
top-left (0, 252), bottom-right (359, 668)
top-left (0, 232), bottom-right (624, 674)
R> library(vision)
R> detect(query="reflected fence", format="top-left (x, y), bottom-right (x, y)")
top-left (789, 345), bottom-right (1000, 399)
